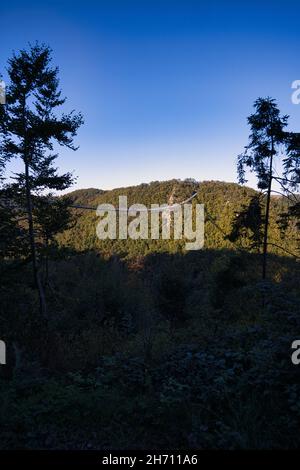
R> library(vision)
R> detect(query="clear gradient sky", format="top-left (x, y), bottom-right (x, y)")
top-left (1, 0), bottom-right (300, 190)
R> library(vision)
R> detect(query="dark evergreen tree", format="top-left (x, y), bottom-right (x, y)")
top-left (0, 199), bottom-right (28, 259)
top-left (227, 195), bottom-right (264, 251)
top-left (34, 194), bottom-right (75, 282)
top-left (0, 43), bottom-right (83, 316)
top-left (284, 132), bottom-right (300, 189)
top-left (280, 132), bottom-right (300, 245)
top-left (237, 98), bottom-right (288, 278)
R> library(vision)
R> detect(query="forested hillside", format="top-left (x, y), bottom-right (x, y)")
top-left (58, 179), bottom-right (298, 259)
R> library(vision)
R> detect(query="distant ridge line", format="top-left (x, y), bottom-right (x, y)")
top-left (68, 191), bottom-right (199, 212)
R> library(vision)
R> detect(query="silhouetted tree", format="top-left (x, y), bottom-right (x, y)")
top-left (0, 199), bottom-right (28, 259)
top-left (0, 43), bottom-right (83, 316)
top-left (280, 132), bottom-right (300, 245)
top-left (284, 132), bottom-right (300, 189)
top-left (237, 98), bottom-right (288, 278)
top-left (34, 195), bottom-right (75, 282)
top-left (228, 195), bottom-right (264, 251)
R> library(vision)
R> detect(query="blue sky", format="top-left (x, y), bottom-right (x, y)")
top-left (1, 0), bottom-right (300, 190)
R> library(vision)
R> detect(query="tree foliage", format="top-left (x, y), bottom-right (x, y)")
top-left (0, 43), bottom-right (83, 315)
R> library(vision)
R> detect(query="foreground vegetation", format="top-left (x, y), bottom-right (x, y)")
top-left (1, 248), bottom-right (300, 449)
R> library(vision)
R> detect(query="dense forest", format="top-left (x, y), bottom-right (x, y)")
top-left (1, 44), bottom-right (300, 450)
top-left (59, 179), bottom-right (299, 258)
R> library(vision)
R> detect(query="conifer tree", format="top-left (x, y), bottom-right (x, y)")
top-left (237, 98), bottom-right (288, 278)
top-left (227, 194), bottom-right (264, 251)
top-left (34, 194), bottom-right (75, 283)
top-left (0, 43), bottom-right (83, 316)
top-left (278, 132), bottom-right (300, 247)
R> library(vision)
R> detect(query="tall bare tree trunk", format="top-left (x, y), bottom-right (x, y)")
top-left (24, 162), bottom-right (47, 318)
top-left (262, 134), bottom-right (274, 280)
